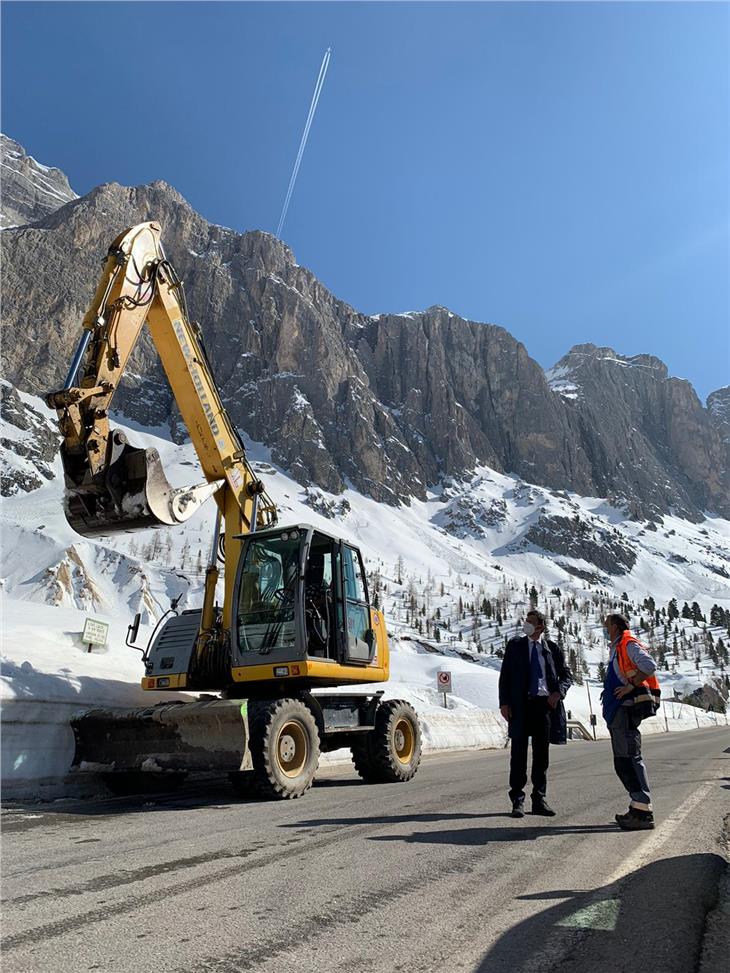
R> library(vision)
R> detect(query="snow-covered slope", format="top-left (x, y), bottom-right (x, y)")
top-left (2, 391), bottom-right (728, 797)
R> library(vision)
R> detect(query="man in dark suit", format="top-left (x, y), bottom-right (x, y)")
top-left (498, 608), bottom-right (573, 817)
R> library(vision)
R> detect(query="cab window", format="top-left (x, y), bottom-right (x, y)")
top-left (237, 533), bottom-right (300, 654)
top-left (343, 545), bottom-right (367, 602)
top-left (342, 545), bottom-right (372, 661)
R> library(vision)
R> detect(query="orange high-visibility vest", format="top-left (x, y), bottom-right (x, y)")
top-left (615, 630), bottom-right (661, 708)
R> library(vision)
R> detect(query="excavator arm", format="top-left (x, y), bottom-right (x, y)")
top-left (47, 221), bottom-right (277, 642)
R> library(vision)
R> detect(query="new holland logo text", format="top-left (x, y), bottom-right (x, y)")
top-left (173, 319), bottom-right (221, 437)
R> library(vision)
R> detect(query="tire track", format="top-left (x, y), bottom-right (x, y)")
top-left (1, 787), bottom-right (489, 952)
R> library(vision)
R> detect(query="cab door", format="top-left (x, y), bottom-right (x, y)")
top-left (341, 544), bottom-right (375, 664)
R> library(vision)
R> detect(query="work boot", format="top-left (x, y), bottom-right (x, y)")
top-left (616, 808), bottom-right (655, 830)
top-left (511, 800), bottom-right (525, 818)
top-left (531, 798), bottom-right (556, 817)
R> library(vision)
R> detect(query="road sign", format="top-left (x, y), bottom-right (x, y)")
top-left (82, 618), bottom-right (109, 651)
top-left (437, 670), bottom-right (452, 693)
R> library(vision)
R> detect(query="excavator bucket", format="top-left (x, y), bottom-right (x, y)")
top-left (63, 438), bottom-right (220, 538)
top-left (71, 699), bottom-right (253, 776)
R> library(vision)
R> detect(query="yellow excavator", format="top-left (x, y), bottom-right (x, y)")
top-left (46, 222), bottom-right (421, 799)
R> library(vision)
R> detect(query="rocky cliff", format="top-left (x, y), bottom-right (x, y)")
top-left (708, 386), bottom-right (730, 448)
top-left (1, 136), bottom-right (727, 520)
top-left (547, 347), bottom-right (729, 521)
top-left (0, 135), bottom-right (77, 228)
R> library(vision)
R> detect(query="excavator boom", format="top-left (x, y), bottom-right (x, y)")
top-left (47, 222), bottom-right (276, 541)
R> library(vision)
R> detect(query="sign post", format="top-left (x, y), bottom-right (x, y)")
top-left (82, 618), bottom-right (109, 654)
top-left (585, 681), bottom-right (597, 740)
top-left (437, 670), bottom-right (452, 708)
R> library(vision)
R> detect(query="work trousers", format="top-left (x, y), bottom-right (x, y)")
top-left (608, 704), bottom-right (652, 810)
top-left (509, 697), bottom-right (551, 803)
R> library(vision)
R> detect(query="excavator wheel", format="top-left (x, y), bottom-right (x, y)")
top-left (248, 699), bottom-right (320, 799)
top-left (351, 699), bottom-right (422, 783)
top-left (101, 772), bottom-right (187, 797)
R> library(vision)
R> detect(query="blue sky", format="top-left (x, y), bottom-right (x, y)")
top-left (3, 1), bottom-right (728, 399)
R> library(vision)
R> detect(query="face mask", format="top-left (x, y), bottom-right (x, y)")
top-left (603, 626), bottom-right (610, 640)
top-left (522, 621), bottom-right (536, 637)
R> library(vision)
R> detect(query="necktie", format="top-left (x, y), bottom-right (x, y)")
top-left (529, 640), bottom-right (541, 697)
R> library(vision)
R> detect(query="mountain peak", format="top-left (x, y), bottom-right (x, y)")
top-left (550, 345), bottom-right (671, 388)
top-left (1, 133), bottom-right (77, 228)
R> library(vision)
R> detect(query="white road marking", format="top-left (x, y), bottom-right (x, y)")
top-left (556, 898), bottom-right (620, 931)
top-left (605, 769), bottom-right (724, 886)
top-left (518, 761), bottom-right (725, 973)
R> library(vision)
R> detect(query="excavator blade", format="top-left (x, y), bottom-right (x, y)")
top-left (71, 700), bottom-right (253, 775)
top-left (63, 442), bottom-right (220, 537)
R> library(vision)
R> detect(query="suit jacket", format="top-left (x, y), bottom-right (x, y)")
top-left (498, 635), bottom-right (573, 744)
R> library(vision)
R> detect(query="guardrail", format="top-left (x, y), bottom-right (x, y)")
top-left (567, 720), bottom-right (594, 741)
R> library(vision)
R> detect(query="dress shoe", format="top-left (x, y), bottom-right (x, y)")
top-left (511, 801), bottom-right (525, 818)
top-left (616, 808), bottom-right (654, 830)
top-left (531, 799), bottom-right (556, 816)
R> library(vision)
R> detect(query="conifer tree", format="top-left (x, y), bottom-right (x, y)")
top-left (710, 604), bottom-right (725, 627)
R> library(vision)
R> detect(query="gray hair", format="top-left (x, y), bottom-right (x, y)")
top-left (605, 613), bottom-right (629, 633)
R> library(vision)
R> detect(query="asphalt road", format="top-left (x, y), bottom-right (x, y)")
top-left (2, 727), bottom-right (728, 973)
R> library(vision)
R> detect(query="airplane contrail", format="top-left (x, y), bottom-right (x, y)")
top-left (276, 47), bottom-right (332, 240)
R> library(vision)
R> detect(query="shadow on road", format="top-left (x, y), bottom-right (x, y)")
top-left (1, 777), bottom-right (257, 824)
top-left (370, 823), bottom-right (618, 846)
top-left (2, 768), bottom-right (372, 820)
top-left (281, 812), bottom-right (508, 829)
top-left (311, 777), bottom-right (366, 787)
top-left (474, 853), bottom-right (726, 973)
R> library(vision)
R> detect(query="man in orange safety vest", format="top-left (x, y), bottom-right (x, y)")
top-left (602, 613), bottom-right (661, 831)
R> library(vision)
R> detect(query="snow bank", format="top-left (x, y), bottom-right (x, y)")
top-left (0, 598), bottom-right (191, 797)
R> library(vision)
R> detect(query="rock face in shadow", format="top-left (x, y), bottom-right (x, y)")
top-left (708, 386), bottom-right (730, 455)
top-left (1, 139), bottom-right (727, 519)
top-left (524, 513), bottom-right (637, 576)
top-left (0, 382), bottom-right (58, 496)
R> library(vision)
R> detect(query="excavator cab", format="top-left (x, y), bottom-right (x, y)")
top-left (231, 525), bottom-right (386, 689)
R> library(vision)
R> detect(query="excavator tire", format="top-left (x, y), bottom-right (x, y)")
top-left (248, 699), bottom-right (320, 799)
top-left (351, 699), bottom-right (422, 783)
top-left (101, 772), bottom-right (187, 796)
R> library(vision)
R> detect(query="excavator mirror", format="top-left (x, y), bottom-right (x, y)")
top-left (126, 613), bottom-right (142, 651)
